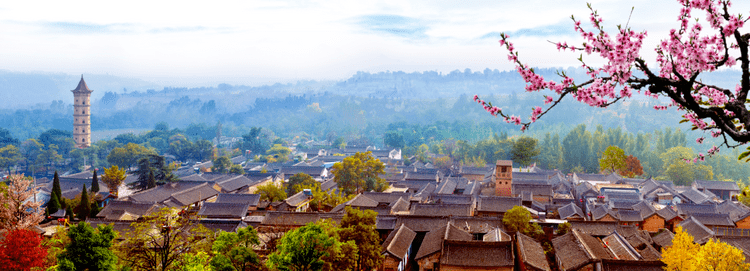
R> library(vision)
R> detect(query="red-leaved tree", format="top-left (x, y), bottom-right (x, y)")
top-left (0, 229), bottom-right (47, 271)
top-left (475, 0), bottom-right (750, 161)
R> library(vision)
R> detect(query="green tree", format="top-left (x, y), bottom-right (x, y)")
top-left (47, 191), bottom-right (61, 216)
top-left (266, 144), bottom-right (291, 163)
top-left (77, 184), bottom-right (91, 221)
top-left (212, 156), bottom-right (232, 173)
top-left (287, 173), bottom-right (317, 195)
top-left (255, 183), bottom-right (287, 202)
top-left (147, 170), bottom-right (157, 189)
top-left (0, 144), bottom-right (21, 175)
top-left (339, 207), bottom-right (383, 271)
top-left (599, 146), bottom-right (627, 174)
top-left (210, 226), bottom-right (261, 271)
top-left (660, 146), bottom-right (713, 186)
top-left (266, 223), bottom-right (337, 271)
top-left (91, 169), bottom-right (100, 193)
top-left (117, 208), bottom-right (212, 271)
top-left (57, 222), bottom-right (118, 271)
top-left (502, 206), bottom-right (532, 233)
top-left (107, 143), bottom-right (157, 169)
top-left (52, 171), bottom-right (62, 205)
top-left (383, 132), bottom-right (404, 149)
top-left (36, 144), bottom-right (62, 174)
top-left (229, 164), bottom-right (245, 175)
top-left (193, 140), bottom-right (214, 162)
top-left (332, 137), bottom-right (346, 149)
top-left (562, 124), bottom-right (594, 173)
top-left (132, 154), bottom-right (177, 191)
top-left (511, 136), bottom-right (540, 167)
top-left (20, 139), bottom-right (42, 177)
top-left (331, 151), bottom-right (386, 196)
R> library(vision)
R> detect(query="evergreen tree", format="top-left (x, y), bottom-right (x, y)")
top-left (147, 170), bottom-right (156, 189)
top-left (77, 184), bottom-right (90, 221)
top-left (66, 205), bottom-right (74, 221)
top-left (91, 169), bottom-right (100, 193)
top-left (89, 201), bottom-right (100, 218)
top-left (52, 171), bottom-right (61, 204)
top-left (47, 191), bottom-right (61, 215)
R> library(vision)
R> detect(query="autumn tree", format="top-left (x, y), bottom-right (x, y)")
top-left (210, 226), bottom-right (261, 271)
top-left (331, 151), bottom-right (386, 196)
top-left (255, 182), bottom-right (287, 202)
top-left (599, 146), bottom-right (627, 174)
top-left (117, 208), bottom-right (212, 271)
top-left (0, 228), bottom-right (47, 271)
top-left (511, 136), bottom-right (540, 167)
top-left (266, 144), bottom-right (292, 163)
top-left (621, 155), bottom-right (644, 177)
top-left (57, 222), bottom-right (118, 271)
top-left (339, 207), bottom-right (383, 271)
top-left (0, 174), bottom-right (43, 230)
top-left (662, 226), bottom-right (749, 271)
top-left (474, 0), bottom-right (750, 161)
top-left (101, 165), bottom-right (126, 197)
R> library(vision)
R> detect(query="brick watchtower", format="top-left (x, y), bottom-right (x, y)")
top-left (72, 75), bottom-right (93, 148)
top-left (495, 160), bottom-right (513, 196)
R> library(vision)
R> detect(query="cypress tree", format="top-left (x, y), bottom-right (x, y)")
top-left (91, 170), bottom-right (100, 193)
top-left (77, 184), bottom-right (90, 221)
top-left (147, 170), bottom-right (156, 189)
top-left (52, 171), bottom-right (62, 202)
top-left (66, 205), bottom-right (74, 221)
top-left (89, 201), bottom-right (100, 218)
top-left (47, 191), bottom-right (61, 215)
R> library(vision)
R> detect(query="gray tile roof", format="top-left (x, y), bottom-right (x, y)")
top-left (197, 202), bottom-right (249, 219)
top-left (517, 232), bottom-right (551, 271)
top-left (414, 222), bottom-right (471, 260)
top-left (428, 194), bottom-right (474, 205)
top-left (651, 230), bottom-right (674, 249)
top-left (675, 203), bottom-right (718, 216)
top-left (440, 240), bottom-right (514, 268)
top-left (215, 193), bottom-right (260, 206)
top-left (656, 207), bottom-right (679, 221)
top-left (602, 232), bottom-right (640, 260)
top-left (483, 228), bottom-right (511, 241)
top-left (678, 216), bottom-right (715, 244)
top-left (280, 166), bottom-right (326, 177)
top-left (410, 203), bottom-right (473, 217)
top-left (552, 229), bottom-right (613, 271)
top-left (96, 200), bottom-right (163, 219)
top-left (261, 211), bottom-right (320, 226)
top-left (689, 213), bottom-right (735, 227)
top-left (568, 221), bottom-right (620, 237)
top-left (126, 181), bottom-right (210, 203)
top-left (396, 216), bottom-right (449, 232)
top-left (631, 201), bottom-right (656, 219)
top-left (617, 209), bottom-right (643, 222)
top-left (558, 202), bottom-right (585, 220)
top-left (451, 216), bottom-right (505, 234)
top-left (476, 196), bottom-right (522, 213)
top-left (196, 219), bottom-right (247, 232)
top-left (381, 224), bottom-right (416, 260)
top-left (681, 187), bottom-right (712, 204)
top-left (694, 180), bottom-right (740, 191)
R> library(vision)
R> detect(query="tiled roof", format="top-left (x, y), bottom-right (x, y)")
top-left (348, 194), bottom-right (379, 208)
top-left (283, 191), bottom-right (312, 207)
top-left (600, 259), bottom-right (665, 271)
top-left (592, 205), bottom-right (617, 221)
top-left (694, 180), bottom-right (740, 191)
top-left (396, 216), bottom-right (449, 232)
top-left (569, 221), bottom-right (620, 237)
top-left (216, 175), bottom-right (259, 192)
top-left (451, 216), bottom-right (504, 234)
top-left (180, 174), bottom-right (208, 182)
top-left (280, 166), bottom-right (326, 177)
top-left (717, 200), bottom-right (750, 221)
top-left (616, 209), bottom-right (643, 222)
top-left (410, 203), bottom-right (473, 217)
top-left (608, 199), bottom-right (641, 210)
top-left (381, 224), bottom-right (416, 260)
top-left (477, 196), bottom-right (521, 213)
top-left (460, 166), bottom-right (493, 176)
top-left (429, 194), bottom-right (474, 205)
top-left (656, 207), bottom-right (679, 221)
top-left (651, 230), bottom-right (674, 249)
top-left (559, 202), bottom-right (585, 220)
top-left (602, 232), bottom-right (640, 261)
top-left (196, 219), bottom-right (247, 233)
top-left (169, 183), bottom-right (220, 206)
top-left (631, 201), bottom-right (656, 219)
top-left (440, 240), bottom-right (514, 267)
top-left (215, 193), bottom-right (260, 206)
top-left (126, 181), bottom-right (210, 203)
top-left (675, 203), bottom-right (718, 216)
top-left (678, 216), bottom-right (715, 244)
top-left (197, 202), bottom-right (249, 219)
top-left (517, 232), bottom-right (551, 271)
top-left (96, 200), bottom-right (162, 219)
top-left (681, 187), bottom-right (712, 204)
top-left (361, 192), bottom-right (411, 204)
top-left (414, 222), bottom-right (472, 260)
top-left (483, 228), bottom-right (511, 241)
top-left (552, 231), bottom-right (597, 270)
top-left (404, 172), bottom-right (438, 181)
top-left (690, 213), bottom-right (735, 227)
top-left (389, 197), bottom-right (410, 213)
top-left (261, 212), bottom-right (320, 226)
top-left (376, 216), bottom-right (398, 230)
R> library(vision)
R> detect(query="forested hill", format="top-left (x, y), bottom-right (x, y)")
top-left (0, 67), bottom-right (742, 143)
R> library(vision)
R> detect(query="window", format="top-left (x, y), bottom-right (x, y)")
top-left (501, 166), bottom-right (508, 173)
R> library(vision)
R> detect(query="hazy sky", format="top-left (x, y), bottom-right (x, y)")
top-left (1, 0), bottom-right (748, 86)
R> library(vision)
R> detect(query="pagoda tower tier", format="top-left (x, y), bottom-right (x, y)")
top-left (72, 75), bottom-right (93, 148)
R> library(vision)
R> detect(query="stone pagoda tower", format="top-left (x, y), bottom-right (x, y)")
top-left (72, 75), bottom-right (93, 148)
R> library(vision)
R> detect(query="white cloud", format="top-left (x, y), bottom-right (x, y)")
top-left (0, 0), bottom-right (747, 86)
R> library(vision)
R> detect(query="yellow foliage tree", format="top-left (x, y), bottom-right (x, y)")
top-left (694, 239), bottom-right (749, 271)
top-left (661, 227), bottom-right (699, 271)
top-left (662, 226), bottom-right (749, 271)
